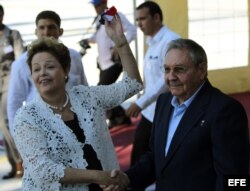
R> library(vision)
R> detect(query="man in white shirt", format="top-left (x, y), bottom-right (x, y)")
top-left (7, 10), bottom-right (88, 136)
top-left (126, 1), bottom-right (180, 166)
top-left (86, 0), bottom-right (137, 128)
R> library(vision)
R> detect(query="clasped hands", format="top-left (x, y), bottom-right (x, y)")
top-left (126, 102), bottom-right (142, 118)
top-left (99, 169), bottom-right (130, 191)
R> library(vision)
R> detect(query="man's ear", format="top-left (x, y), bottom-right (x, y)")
top-left (153, 13), bottom-right (161, 22)
top-left (199, 63), bottom-right (208, 79)
top-left (59, 28), bottom-right (64, 36)
top-left (35, 28), bottom-right (38, 36)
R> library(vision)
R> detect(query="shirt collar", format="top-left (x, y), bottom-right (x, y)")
top-left (146, 25), bottom-right (167, 46)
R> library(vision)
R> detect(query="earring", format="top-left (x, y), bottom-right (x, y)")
top-left (65, 76), bottom-right (68, 80)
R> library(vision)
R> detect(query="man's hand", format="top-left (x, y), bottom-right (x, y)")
top-left (126, 102), bottom-right (141, 117)
top-left (100, 169), bottom-right (130, 191)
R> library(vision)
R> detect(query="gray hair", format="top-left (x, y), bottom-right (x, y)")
top-left (166, 38), bottom-right (207, 67)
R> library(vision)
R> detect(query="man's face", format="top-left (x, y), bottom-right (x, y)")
top-left (164, 48), bottom-right (207, 104)
top-left (93, 3), bottom-right (106, 15)
top-left (135, 7), bottom-right (158, 37)
top-left (35, 19), bottom-right (63, 39)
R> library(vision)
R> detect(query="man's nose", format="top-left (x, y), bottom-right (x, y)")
top-left (43, 28), bottom-right (51, 36)
top-left (166, 70), bottom-right (178, 80)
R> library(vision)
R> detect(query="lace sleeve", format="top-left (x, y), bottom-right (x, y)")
top-left (13, 109), bottom-right (65, 190)
top-left (89, 72), bottom-right (143, 110)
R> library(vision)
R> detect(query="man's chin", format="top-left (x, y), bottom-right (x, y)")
top-left (169, 88), bottom-right (181, 95)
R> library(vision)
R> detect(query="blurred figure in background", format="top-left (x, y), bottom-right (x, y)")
top-left (0, 4), bottom-right (25, 179)
top-left (85, 0), bottom-right (137, 128)
top-left (126, 1), bottom-right (180, 166)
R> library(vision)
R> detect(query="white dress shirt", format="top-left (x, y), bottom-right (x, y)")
top-left (7, 49), bottom-right (88, 135)
top-left (89, 11), bottom-right (137, 70)
top-left (136, 25), bottom-right (180, 122)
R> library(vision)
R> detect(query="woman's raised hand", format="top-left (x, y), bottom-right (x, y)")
top-left (105, 13), bottom-right (127, 48)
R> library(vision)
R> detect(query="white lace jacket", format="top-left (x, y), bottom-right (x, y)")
top-left (13, 73), bottom-right (142, 191)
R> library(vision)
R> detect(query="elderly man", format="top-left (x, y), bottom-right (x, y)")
top-left (104, 38), bottom-right (249, 191)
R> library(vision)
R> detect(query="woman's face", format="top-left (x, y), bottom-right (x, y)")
top-left (31, 52), bottom-right (66, 96)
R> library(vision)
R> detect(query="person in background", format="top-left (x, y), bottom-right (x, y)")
top-left (126, 1), bottom-right (180, 166)
top-left (0, 4), bottom-right (25, 179)
top-left (7, 10), bottom-right (88, 136)
top-left (105, 38), bottom-right (249, 191)
top-left (12, 13), bottom-right (142, 190)
top-left (86, 0), bottom-right (137, 128)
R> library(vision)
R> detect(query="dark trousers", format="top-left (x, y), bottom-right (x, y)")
top-left (98, 63), bottom-right (122, 85)
top-left (4, 138), bottom-right (16, 172)
top-left (98, 63), bottom-right (127, 121)
top-left (130, 115), bottom-right (152, 167)
top-left (0, 75), bottom-right (22, 173)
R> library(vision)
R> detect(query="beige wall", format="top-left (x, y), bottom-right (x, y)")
top-left (205, 0), bottom-right (250, 94)
top-left (154, 0), bottom-right (188, 38)
top-left (153, 0), bottom-right (250, 94)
